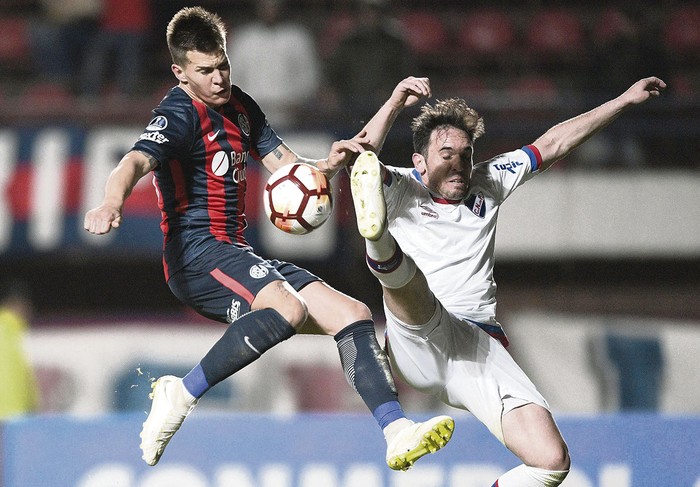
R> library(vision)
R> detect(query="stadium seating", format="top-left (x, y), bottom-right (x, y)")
top-left (0, 17), bottom-right (32, 75)
top-left (523, 8), bottom-right (586, 69)
top-left (397, 10), bottom-right (451, 62)
top-left (316, 9), bottom-right (356, 59)
top-left (604, 333), bottom-right (664, 410)
top-left (34, 364), bottom-right (75, 413)
top-left (662, 4), bottom-right (700, 63)
top-left (455, 9), bottom-right (516, 64)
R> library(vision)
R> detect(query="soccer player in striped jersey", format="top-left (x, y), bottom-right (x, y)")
top-left (350, 75), bottom-right (665, 486)
top-left (84, 7), bottom-right (453, 470)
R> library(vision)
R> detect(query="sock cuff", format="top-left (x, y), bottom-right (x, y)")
top-left (366, 247), bottom-right (404, 274)
top-left (182, 364), bottom-right (208, 399)
top-left (373, 400), bottom-right (405, 430)
top-left (334, 319), bottom-right (375, 342)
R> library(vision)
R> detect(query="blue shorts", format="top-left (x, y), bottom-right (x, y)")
top-left (167, 241), bottom-right (320, 323)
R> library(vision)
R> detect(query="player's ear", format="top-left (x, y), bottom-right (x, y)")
top-left (412, 152), bottom-right (426, 174)
top-left (171, 64), bottom-right (188, 83)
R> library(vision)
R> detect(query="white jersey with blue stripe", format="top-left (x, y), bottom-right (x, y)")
top-left (384, 145), bottom-right (542, 325)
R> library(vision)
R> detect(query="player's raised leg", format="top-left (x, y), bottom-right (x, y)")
top-left (140, 280), bottom-right (302, 466)
top-left (301, 280), bottom-right (454, 471)
top-left (350, 150), bottom-right (435, 325)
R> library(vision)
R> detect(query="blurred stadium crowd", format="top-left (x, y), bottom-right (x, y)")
top-left (0, 0), bottom-right (698, 167)
top-left (1, 0), bottom-right (700, 417)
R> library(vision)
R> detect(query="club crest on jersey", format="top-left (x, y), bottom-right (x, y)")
top-left (249, 264), bottom-right (269, 279)
top-left (238, 114), bottom-right (250, 136)
top-left (465, 192), bottom-right (486, 218)
top-left (146, 115), bottom-right (168, 131)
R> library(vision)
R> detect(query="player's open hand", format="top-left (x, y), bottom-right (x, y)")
top-left (623, 77), bottom-right (666, 105)
top-left (326, 137), bottom-right (369, 174)
top-left (389, 76), bottom-right (432, 110)
top-left (84, 205), bottom-right (122, 235)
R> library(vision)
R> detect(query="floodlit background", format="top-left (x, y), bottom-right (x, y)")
top-left (1, 1), bottom-right (699, 485)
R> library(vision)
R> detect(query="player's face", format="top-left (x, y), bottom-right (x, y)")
top-left (173, 50), bottom-right (232, 108)
top-left (414, 126), bottom-right (474, 200)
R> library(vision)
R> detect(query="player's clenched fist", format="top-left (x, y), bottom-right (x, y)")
top-left (84, 205), bottom-right (122, 235)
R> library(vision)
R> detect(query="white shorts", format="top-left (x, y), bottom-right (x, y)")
top-left (384, 301), bottom-right (549, 444)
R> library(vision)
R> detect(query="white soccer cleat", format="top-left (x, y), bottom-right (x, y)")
top-left (139, 375), bottom-right (198, 466)
top-left (350, 151), bottom-right (387, 241)
top-left (385, 415), bottom-right (455, 471)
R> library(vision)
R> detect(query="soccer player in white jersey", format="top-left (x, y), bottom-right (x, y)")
top-left (349, 76), bottom-right (666, 486)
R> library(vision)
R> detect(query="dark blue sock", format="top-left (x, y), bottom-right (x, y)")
top-left (183, 308), bottom-right (295, 398)
top-left (182, 364), bottom-right (207, 398)
top-left (373, 400), bottom-right (405, 430)
top-left (335, 320), bottom-right (406, 428)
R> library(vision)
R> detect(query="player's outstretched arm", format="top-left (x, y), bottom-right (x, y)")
top-left (83, 151), bottom-right (155, 235)
top-left (533, 76), bottom-right (666, 171)
top-left (260, 140), bottom-right (367, 180)
top-left (358, 76), bottom-right (431, 155)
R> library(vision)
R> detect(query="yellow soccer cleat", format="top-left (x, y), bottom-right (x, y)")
top-left (385, 415), bottom-right (455, 471)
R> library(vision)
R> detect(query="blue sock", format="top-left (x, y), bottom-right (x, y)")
top-left (373, 400), bottom-right (405, 430)
top-left (335, 320), bottom-right (406, 428)
top-left (182, 364), bottom-right (208, 398)
top-left (183, 308), bottom-right (295, 399)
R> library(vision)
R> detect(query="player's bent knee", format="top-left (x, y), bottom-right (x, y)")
top-left (541, 440), bottom-right (570, 472)
top-left (343, 299), bottom-right (372, 322)
top-left (254, 281), bottom-right (308, 329)
top-left (278, 297), bottom-right (308, 330)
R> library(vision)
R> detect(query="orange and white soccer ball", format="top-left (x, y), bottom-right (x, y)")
top-left (263, 163), bottom-right (333, 235)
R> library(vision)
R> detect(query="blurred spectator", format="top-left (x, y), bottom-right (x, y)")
top-left (0, 280), bottom-right (39, 419)
top-left (590, 7), bottom-right (668, 99)
top-left (576, 6), bottom-right (669, 168)
top-left (324, 0), bottom-right (415, 127)
top-left (227, 0), bottom-right (321, 129)
top-left (78, 0), bottom-right (152, 100)
top-left (29, 0), bottom-right (100, 91)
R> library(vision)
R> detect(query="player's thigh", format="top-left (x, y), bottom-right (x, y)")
top-left (167, 244), bottom-right (292, 323)
top-left (437, 318), bottom-right (550, 445)
top-left (298, 281), bottom-right (371, 335)
top-left (383, 266), bottom-right (436, 326)
top-left (384, 303), bottom-right (451, 395)
top-left (501, 403), bottom-right (570, 470)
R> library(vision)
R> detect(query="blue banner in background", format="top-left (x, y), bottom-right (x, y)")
top-left (0, 126), bottom-right (346, 260)
top-left (2, 413), bottom-right (698, 486)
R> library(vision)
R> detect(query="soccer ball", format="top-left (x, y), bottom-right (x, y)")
top-left (263, 163), bottom-right (333, 235)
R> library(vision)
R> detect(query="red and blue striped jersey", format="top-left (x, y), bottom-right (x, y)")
top-left (132, 85), bottom-right (283, 279)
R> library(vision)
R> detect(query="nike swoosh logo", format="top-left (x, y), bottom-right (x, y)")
top-left (207, 130), bottom-right (220, 141)
top-left (244, 336), bottom-right (261, 355)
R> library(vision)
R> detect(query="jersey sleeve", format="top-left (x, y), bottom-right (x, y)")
top-left (232, 86), bottom-right (283, 160)
top-left (480, 145), bottom-right (542, 203)
top-left (131, 93), bottom-right (194, 168)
